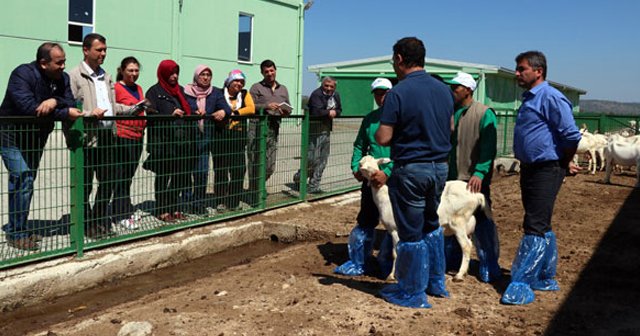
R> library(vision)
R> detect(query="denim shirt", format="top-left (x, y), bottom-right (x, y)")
top-left (513, 81), bottom-right (581, 164)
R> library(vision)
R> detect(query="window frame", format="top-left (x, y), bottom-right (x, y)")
top-left (237, 12), bottom-right (254, 64)
top-left (67, 0), bottom-right (96, 45)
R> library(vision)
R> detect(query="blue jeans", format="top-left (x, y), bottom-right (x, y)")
top-left (1, 129), bottom-right (47, 240)
top-left (388, 162), bottom-right (448, 242)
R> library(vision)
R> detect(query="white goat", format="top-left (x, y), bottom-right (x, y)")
top-left (437, 181), bottom-right (493, 281)
top-left (603, 139), bottom-right (640, 187)
top-left (358, 155), bottom-right (399, 281)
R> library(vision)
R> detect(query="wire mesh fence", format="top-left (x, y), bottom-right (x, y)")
top-left (3, 111), bottom-right (633, 268)
top-left (0, 114), bottom-right (363, 268)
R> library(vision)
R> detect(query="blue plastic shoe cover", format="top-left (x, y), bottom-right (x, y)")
top-left (444, 235), bottom-right (462, 272)
top-left (379, 241), bottom-right (431, 308)
top-left (334, 226), bottom-right (374, 276)
top-left (473, 216), bottom-right (502, 283)
top-left (376, 232), bottom-right (394, 279)
top-left (531, 231), bottom-right (559, 291)
top-left (424, 227), bottom-right (449, 297)
top-left (501, 234), bottom-right (546, 305)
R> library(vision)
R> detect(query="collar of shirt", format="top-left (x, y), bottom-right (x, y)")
top-left (82, 61), bottom-right (105, 81)
top-left (522, 80), bottom-right (549, 100)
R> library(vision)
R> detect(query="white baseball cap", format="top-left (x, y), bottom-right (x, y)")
top-left (371, 77), bottom-right (392, 92)
top-left (447, 71), bottom-right (477, 91)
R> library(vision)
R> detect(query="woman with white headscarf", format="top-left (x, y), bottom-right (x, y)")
top-left (213, 69), bottom-right (255, 212)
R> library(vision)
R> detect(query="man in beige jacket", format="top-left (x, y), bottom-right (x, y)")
top-left (68, 33), bottom-right (126, 239)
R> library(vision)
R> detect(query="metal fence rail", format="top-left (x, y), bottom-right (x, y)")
top-left (2, 111), bottom-right (636, 269)
top-left (0, 114), bottom-right (363, 269)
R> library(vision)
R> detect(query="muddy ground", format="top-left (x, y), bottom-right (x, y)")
top-left (2, 170), bottom-right (640, 336)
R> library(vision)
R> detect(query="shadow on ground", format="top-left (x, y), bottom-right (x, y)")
top-left (545, 188), bottom-right (640, 336)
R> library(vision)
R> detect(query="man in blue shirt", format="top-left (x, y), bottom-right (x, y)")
top-left (501, 51), bottom-right (581, 305)
top-left (375, 37), bottom-right (454, 308)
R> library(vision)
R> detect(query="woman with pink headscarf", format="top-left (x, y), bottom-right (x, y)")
top-left (144, 60), bottom-right (199, 223)
top-left (184, 65), bottom-right (230, 215)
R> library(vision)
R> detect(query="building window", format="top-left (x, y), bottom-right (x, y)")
top-left (68, 0), bottom-right (94, 44)
top-left (238, 13), bottom-right (253, 62)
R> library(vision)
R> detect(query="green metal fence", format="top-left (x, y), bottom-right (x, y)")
top-left (3, 111), bottom-right (636, 269)
top-left (0, 114), bottom-right (363, 269)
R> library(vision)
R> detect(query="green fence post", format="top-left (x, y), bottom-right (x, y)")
top-left (299, 113), bottom-right (309, 198)
top-left (68, 118), bottom-right (85, 258)
top-left (258, 116), bottom-right (268, 208)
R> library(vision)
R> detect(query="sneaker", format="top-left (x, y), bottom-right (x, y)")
top-left (118, 217), bottom-right (139, 230)
top-left (216, 204), bottom-right (228, 213)
top-left (7, 236), bottom-right (39, 251)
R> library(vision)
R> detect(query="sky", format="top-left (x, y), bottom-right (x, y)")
top-left (302, 0), bottom-right (640, 103)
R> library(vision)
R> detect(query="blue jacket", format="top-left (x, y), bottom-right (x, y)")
top-left (0, 61), bottom-right (75, 134)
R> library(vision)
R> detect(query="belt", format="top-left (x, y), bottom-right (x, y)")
top-left (520, 160), bottom-right (560, 169)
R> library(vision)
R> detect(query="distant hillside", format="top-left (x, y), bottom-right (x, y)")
top-left (580, 100), bottom-right (640, 115)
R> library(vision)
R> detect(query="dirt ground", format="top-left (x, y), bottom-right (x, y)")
top-left (3, 170), bottom-right (640, 336)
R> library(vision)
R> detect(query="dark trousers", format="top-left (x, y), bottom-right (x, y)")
top-left (356, 182), bottom-right (380, 229)
top-left (212, 128), bottom-right (247, 208)
top-left (111, 137), bottom-right (143, 220)
top-left (520, 161), bottom-right (565, 236)
top-left (154, 155), bottom-right (193, 215)
top-left (85, 131), bottom-right (117, 226)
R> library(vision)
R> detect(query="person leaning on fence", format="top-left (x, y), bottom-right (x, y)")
top-left (0, 42), bottom-right (83, 250)
top-left (444, 71), bottom-right (502, 283)
top-left (144, 60), bottom-right (197, 223)
top-left (334, 77), bottom-right (395, 277)
top-left (375, 37), bottom-right (454, 308)
top-left (184, 65), bottom-right (230, 215)
top-left (112, 56), bottom-right (146, 231)
top-left (68, 33), bottom-right (128, 240)
top-left (248, 60), bottom-right (292, 206)
top-left (501, 51), bottom-right (582, 305)
top-left (293, 76), bottom-right (342, 194)
top-left (213, 70), bottom-right (256, 212)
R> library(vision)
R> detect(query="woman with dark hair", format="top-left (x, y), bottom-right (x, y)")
top-left (112, 56), bottom-right (145, 230)
top-left (184, 65), bottom-right (229, 214)
top-left (144, 60), bottom-right (196, 222)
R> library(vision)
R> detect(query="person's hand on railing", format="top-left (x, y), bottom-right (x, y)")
top-left (91, 108), bottom-right (107, 119)
top-left (35, 98), bottom-right (57, 116)
top-left (172, 108), bottom-right (184, 117)
top-left (67, 107), bottom-right (83, 120)
top-left (211, 109), bottom-right (226, 122)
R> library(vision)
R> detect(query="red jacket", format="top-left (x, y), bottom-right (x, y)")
top-left (114, 82), bottom-right (146, 140)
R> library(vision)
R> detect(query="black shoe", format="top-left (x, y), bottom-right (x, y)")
top-left (308, 187), bottom-right (323, 194)
top-left (85, 224), bottom-right (113, 240)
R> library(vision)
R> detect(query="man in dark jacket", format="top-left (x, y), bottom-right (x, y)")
top-left (294, 76), bottom-right (342, 193)
top-left (0, 42), bottom-right (82, 250)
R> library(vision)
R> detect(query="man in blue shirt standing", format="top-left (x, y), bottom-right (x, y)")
top-left (501, 51), bottom-right (581, 305)
top-left (375, 37), bottom-right (453, 308)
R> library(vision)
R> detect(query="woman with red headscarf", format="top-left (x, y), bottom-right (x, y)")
top-left (144, 60), bottom-right (197, 223)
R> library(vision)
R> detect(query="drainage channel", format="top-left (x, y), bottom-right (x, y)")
top-left (1, 239), bottom-right (289, 335)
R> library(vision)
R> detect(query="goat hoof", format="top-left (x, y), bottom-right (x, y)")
top-left (386, 275), bottom-right (396, 282)
top-left (452, 276), bottom-right (464, 282)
